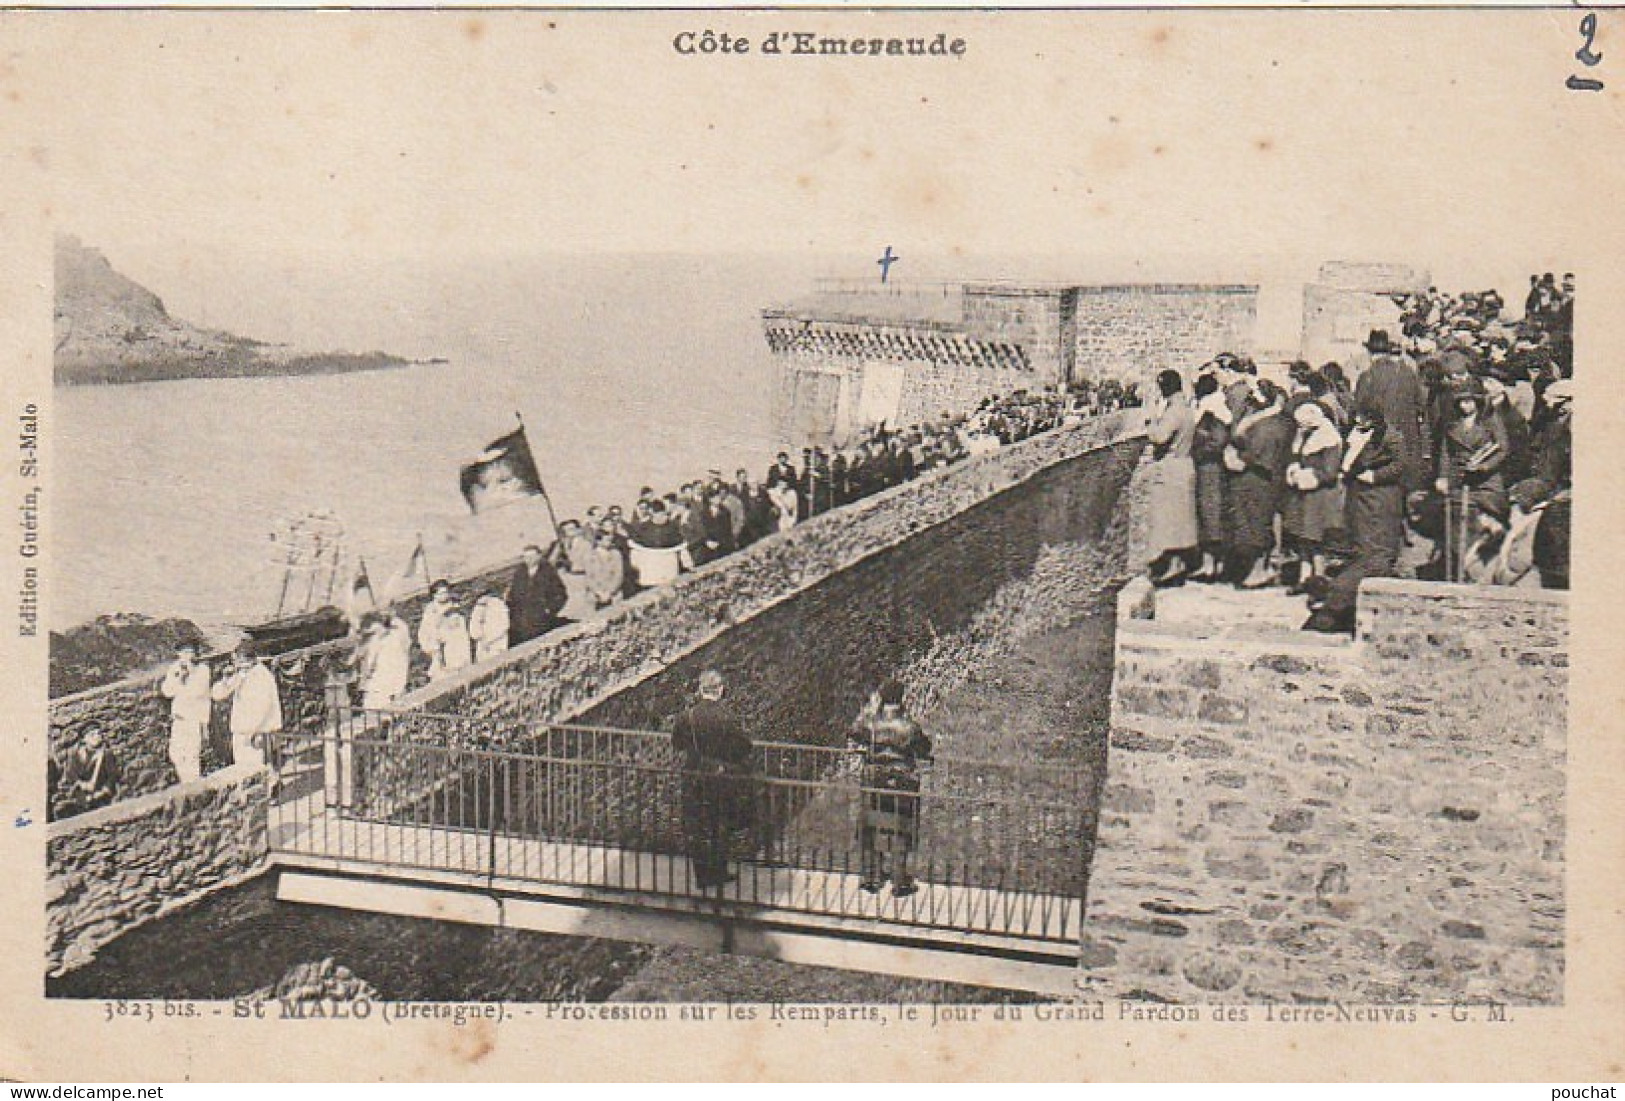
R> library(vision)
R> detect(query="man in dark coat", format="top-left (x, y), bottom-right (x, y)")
top-left (702, 492), bottom-right (736, 559)
top-left (506, 542), bottom-right (569, 646)
top-left (794, 449), bottom-right (815, 520)
top-left (891, 437), bottom-right (916, 484)
top-left (1515, 380), bottom-right (1573, 589)
top-left (806, 447), bottom-right (835, 514)
top-left (845, 448), bottom-right (871, 501)
top-left (1353, 330), bottom-right (1431, 493)
top-left (1309, 406), bottom-right (1405, 633)
top-left (679, 491), bottom-right (716, 567)
top-left (670, 670), bottom-right (756, 890)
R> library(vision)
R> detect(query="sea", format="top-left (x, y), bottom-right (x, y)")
top-left (53, 254), bottom-right (825, 634)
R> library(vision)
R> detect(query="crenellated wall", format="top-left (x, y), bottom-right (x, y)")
top-left (1082, 577), bottom-right (1566, 1004)
top-left (765, 281), bottom-right (1256, 446)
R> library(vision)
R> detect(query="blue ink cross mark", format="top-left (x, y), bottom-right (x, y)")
top-left (14, 809), bottom-right (33, 828)
top-left (877, 245), bottom-right (900, 283)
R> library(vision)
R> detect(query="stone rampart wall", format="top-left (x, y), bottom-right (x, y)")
top-left (1072, 286), bottom-right (1257, 387)
top-left (1081, 577), bottom-right (1566, 1004)
top-left (574, 438), bottom-right (1142, 739)
top-left (46, 765), bottom-right (270, 975)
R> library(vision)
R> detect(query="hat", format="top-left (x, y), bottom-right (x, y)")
top-left (1363, 330), bottom-right (1396, 354)
top-left (1292, 399), bottom-right (1330, 426)
top-left (1440, 348), bottom-right (1477, 377)
top-left (1510, 478), bottom-right (1544, 512)
top-left (1453, 375), bottom-right (1487, 400)
top-left (1544, 379), bottom-right (1575, 404)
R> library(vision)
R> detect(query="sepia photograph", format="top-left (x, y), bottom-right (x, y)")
top-left (1, 7), bottom-right (1620, 1083)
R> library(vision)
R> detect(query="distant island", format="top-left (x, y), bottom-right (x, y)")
top-left (54, 235), bottom-right (436, 386)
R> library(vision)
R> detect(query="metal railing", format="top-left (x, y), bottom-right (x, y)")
top-left (268, 710), bottom-right (1090, 943)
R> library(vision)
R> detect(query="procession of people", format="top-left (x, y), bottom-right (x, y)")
top-left (1142, 274), bottom-right (1575, 633)
top-left (332, 381), bottom-right (1134, 690)
top-left (546, 382), bottom-right (1135, 606)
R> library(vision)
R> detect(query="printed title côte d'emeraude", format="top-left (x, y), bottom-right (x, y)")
top-left (674, 30), bottom-right (967, 58)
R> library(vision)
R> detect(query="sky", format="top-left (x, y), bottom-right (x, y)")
top-left (1, 11), bottom-right (1616, 365)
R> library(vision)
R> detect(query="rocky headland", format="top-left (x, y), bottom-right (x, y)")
top-left (54, 236), bottom-right (427, 386)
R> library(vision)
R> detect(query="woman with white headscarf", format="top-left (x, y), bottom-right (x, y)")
top-left (1282, 398), bottom-right (1345, 592)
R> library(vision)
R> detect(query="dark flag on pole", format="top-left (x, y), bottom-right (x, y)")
top-left (346, 556), bottom-right (377, 625)
top-left (460, 426), bottom-right (547, 514)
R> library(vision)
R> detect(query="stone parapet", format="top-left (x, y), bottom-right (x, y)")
top-left (1085, 577), bottom-right (1566, 1003)
top-left (46, 764), bottom-right (270, 975)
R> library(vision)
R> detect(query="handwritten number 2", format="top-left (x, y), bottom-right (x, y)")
top-left (1569, 12), bottom-right (1604, 91)
top-left (1577, 13), bottom-right (1603, 66)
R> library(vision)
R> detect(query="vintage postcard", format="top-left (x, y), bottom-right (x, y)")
top-left (0, 6), bottom-right (1620, 1082)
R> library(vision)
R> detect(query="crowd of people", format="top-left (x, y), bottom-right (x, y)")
top-left (510, 382), bottom-right (1138, 610)
top-left (52, 636), bottom-right (292, 814)
top-left (1142, 274), bottom-right (1574, 633)
top-left (328, 383), bottom-right (1140, 713)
